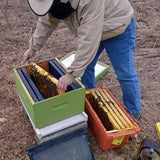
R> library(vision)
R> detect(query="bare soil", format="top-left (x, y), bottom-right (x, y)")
top-left (0, 0), bottom-right (160, 159)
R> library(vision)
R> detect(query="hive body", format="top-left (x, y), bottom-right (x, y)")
top-left (14, 59), bottom-right (85, 128)
top-left (85, 87), bottom-right (140, 151)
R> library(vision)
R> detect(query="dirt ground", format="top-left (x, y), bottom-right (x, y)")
top-left (0, 0), bottom-right (160, 159)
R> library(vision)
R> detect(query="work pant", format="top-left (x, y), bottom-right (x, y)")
top-left (81, 17), bottom-right (141, 114)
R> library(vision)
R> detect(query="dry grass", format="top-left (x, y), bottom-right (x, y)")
top-left (0, 0), bottom-right (160, 159)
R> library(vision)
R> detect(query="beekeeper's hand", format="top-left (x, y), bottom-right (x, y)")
top-left (23, 48), bottom-right (36, 63)
top-left (58, 73), bottom-right (75, 90)
top-left (58, 77), bottom-right (68, 91)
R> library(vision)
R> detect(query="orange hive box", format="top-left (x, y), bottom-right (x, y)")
top-left (85, 86), bottom-right (140, 151)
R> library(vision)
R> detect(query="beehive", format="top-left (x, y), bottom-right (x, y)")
top-left (85, 87), bottom-right (140, 151)
top-left (14, 59), bottom-right (85, 128)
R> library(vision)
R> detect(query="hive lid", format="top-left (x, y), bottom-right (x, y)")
top-left (26, 128), bottom-right (95, 160)
top-left (60, 51), bottom-right (109, 81)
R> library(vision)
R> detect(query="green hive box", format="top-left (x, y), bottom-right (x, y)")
top-left (14, 59), bottom-right (85, 129)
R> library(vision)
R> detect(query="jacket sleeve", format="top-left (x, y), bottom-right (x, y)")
top-left (30, 14), bottom-right (60, 51)
top-left (66, 0), bottom-right (104, 78)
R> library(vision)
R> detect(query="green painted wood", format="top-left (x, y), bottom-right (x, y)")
top-left (14, 69), bottom-right (36, 124)
top-left (14, 64), bottom-right (85, 129)
top-left (33, 87), bottom-right (85, 128)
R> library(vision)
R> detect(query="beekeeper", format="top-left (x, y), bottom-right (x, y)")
top-left (24, 0), bottom-right (141, 121)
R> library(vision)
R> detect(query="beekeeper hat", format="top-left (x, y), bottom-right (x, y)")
top-left (27, 0), bottom-right (55, 16)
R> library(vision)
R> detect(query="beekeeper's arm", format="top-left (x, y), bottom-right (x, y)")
top-left (24, 14), bottom-right (59, 62)
top-left (59, 0), bottom-right (104, 90)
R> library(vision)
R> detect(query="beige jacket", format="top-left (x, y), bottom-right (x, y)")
top-left (29, 0), bottom-right (134, 84)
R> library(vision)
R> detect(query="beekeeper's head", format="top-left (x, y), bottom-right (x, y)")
top-left (27, 0), bottom-right (74, 19)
